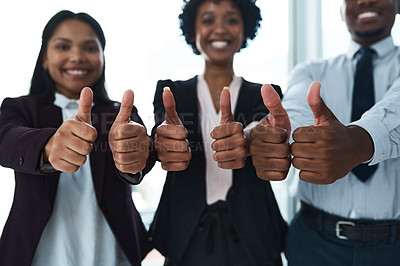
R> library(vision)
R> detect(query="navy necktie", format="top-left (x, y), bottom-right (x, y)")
top-left (351, 47), bottom-right (378, 182)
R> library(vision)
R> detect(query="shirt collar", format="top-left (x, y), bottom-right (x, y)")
top-left (197, 74), bottom-right (242, 90)
top-left (54, 92), bottom-right (80, 110)
top-left (346, 36), bottom-right (395, 59)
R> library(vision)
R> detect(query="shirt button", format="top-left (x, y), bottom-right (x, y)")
top-left (19, 157), bottom-right (23, 166)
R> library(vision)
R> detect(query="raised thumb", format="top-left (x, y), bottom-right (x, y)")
top-left (115, 90), bottom-right (134, 124)
top-left (163, 87), bottom-right (181, 125)
top-left (77, 87), bottom-right (93, 125)
top-left (261, 84), bottom-right (291, 135)
top-left (306, 81), bottom-right (336, 126)
top-left (220, 87), bottom-right (234, 124)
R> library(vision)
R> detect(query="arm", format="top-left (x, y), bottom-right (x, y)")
top-left (282, 62), bottom-right (317, 139)
top-left (291, 82), bottom-right (374, 184)
top-left (349, 77), bottom-right (400, 164)
top-left (211, 87), bottom-right (246, 169)
top-left (108, 90), bottom-right (156, 185)
top-left (0, 97), bottom-right (57, 175)
top-left (0, 89), bottom-right (97, 175)
top-left (153, 84), bottom-right (191, 171)
top-left (287, 62), bottom-right (400, 184)
top-left (249, 84), bottom-right (291, 181)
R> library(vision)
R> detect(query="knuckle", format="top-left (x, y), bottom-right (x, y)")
top-left (79, 156), bottom-right (87, 166)
top-left (237, 149), bottom-right (246, 158)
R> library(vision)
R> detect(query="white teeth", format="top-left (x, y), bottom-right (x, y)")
top-left (211, 41), bottom-right (228, 48)
top-left (358, 12), bottom-right (378, 20)
top-left (67, 70), bottom-right (87, 75)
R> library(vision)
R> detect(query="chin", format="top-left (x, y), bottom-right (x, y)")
top-left (355, 27), bottom-right (385, 40)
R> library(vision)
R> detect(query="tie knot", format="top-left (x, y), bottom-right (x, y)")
top-left (358, 47), bottom-right (374, 57)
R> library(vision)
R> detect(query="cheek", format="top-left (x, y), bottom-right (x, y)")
top-left (234, 31), bottom-right (245, 49)
top-left (90, 55), bottom-right (104, 72)
top-left (45, 53), bottom-right (63, 69)
top-left (195, 33), bottom-right (204, 52)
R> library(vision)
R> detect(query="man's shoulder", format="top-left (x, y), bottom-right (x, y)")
top-left (302, 53), bottom-right (347, 68)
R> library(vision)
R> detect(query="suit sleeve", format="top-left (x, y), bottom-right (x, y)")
top-left (0, 97), bottom-right (57, 175)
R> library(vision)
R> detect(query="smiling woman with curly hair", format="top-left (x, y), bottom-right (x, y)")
top-left (148, 0), bottom-right (287, 265)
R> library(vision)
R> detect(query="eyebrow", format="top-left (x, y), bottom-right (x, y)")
top-left (52, 37), bottom-right (98, 44)
top-left (199, 10), bottom-right (240, 18)
top-left (52, 37), bottom-right (71, 43)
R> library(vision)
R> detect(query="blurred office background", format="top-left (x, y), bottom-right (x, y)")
top-left (0, 0), bottom-right (399, 265)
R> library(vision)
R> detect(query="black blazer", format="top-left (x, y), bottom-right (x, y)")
top-left (149, 76), bottom-right (287, 265)
top-left (0, 96), bottom-right (154, 266)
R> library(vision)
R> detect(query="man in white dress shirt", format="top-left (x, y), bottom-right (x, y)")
top-left (250, 0), bottom-right (400, 265)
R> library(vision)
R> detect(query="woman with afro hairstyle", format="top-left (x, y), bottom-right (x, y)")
top-left (149, 0), bottom-right (287, 265)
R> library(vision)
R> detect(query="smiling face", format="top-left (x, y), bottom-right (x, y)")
top-left (341, 0), bottom-right (399, 46)
top-left (195, 0), bottom-right (244, 66)
top-left (43, 19), bottom-right (104, 99)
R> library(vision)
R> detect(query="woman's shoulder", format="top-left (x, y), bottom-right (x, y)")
top-left (241, 78), bottom-right (262, 88)
top-left (241, 78), bottom-right (282, 97)
top-left (156, 76), bottom-right (198, 90)
top-left (1, 95), bottom-right (43, 108)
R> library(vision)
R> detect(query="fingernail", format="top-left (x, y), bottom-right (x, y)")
top-left (163, 87), bottom-right (171, 92)
top-left (223, 86), bottom-right (229, 91)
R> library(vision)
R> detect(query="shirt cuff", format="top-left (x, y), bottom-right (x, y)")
top-left (39, 152), bottom-right (57, 173)
top-left (348, 118), bottom-right (389, 165)
top-left (244, 121), bottom-right (258, 141)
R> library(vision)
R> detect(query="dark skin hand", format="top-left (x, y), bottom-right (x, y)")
top-left (249, 84), bottom-right (291, 181)
top-left (108, 90), bottom-right (150, 174)
top-left (210, 87), bottom-right (246, 169)
top-left (291, 81), bottom-right (374, 184)
top-left (155, 87), bottom-right (192, 171)
top-left (43, 87), bottom-right (98, 173)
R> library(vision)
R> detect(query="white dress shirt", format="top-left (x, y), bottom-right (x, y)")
top-left (283, 36), bottom-right (400, 220)
top-left (197, 75), bottom-right (242, 205)
top-left (32, 93), bottom-right (129, 266)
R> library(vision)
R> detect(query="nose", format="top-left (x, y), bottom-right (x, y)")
top-left (69, 47), bottom-right (86, 63)
top-left (213, 19), bottom-right (227, 35)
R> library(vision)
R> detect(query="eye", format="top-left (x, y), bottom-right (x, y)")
top-left (201, 18), bottom-right (214, 25)
top-left (85, 46), bottom-right (99, 53)
top-left (56, 44), bottom-right (70, 51)
top-left (226, 18), bottom-right (239, 25)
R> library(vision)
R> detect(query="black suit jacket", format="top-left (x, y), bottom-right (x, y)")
top-left (0, 96), bottom-right (154, 266)
top-left (149, 76), bottom-right (287, 265)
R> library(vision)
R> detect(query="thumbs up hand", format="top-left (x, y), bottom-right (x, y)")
top-left (210, 87), bottom-right (246, 169)
top-left (43, 87), bottom-right (98, 173)
top-left (291, 82), bottom-right (374, 184)
top-left (155, 87), bottom-right (191, 171)
top-left (108, 90), bottom-right (150, 174)
top-left (249, 84), bottom-right (291, 181)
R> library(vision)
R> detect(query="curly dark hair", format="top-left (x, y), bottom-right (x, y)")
top-left (179, 0), bottom-right (262, 55)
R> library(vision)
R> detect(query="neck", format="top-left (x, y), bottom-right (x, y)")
top-left (203, 63), bottom-right (235, 113)
top-left (353, 32), bottom-right (390, 48)
top-left (203, 62), bottom-right (235, 86)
